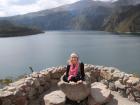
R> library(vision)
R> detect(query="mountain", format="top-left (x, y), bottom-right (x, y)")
top-left (103, 4), bottom-right (140, 33)
top-left (114, 0), bottom-right (140, 6)
top-left (0, 20), bottom-right (43, 37)
top-left (0, 0), bottom-right (112, 30)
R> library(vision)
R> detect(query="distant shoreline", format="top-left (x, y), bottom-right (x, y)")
top-left (0, 31), bottom-right (44, 37)
top-left (113, 31), bottom-right (140, 35)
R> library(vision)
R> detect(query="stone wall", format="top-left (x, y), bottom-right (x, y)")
top-left (0, 64), bottom-right (140, 105)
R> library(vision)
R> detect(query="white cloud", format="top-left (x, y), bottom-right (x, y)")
top-left (0, 0), bottom-right (113, 17)
top-left (0, 0), bottom-right (81, 17)
top-left (9, 0), bottom-right (38, 5)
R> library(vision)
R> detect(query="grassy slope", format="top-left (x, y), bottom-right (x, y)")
top-left (104, 4), bottom-right (140, 33)
top-left (0, 20), bottom-right (43, 37)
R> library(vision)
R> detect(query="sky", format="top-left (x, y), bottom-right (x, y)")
top-left (0, 0), bottom-right (114, 17)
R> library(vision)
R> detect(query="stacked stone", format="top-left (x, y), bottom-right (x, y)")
top-left (99, 66), bottom-right (140, 103)
top-left (84, 64), bottom-right (140, 104)
top-left (0, 64), bottom-right (140, 105)
top-left (0, 66), bottom-right (66, 105)
top-left (44, 70), bottom-right (112, 105)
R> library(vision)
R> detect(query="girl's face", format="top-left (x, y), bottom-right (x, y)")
top-left (71, 57), bottom-right (78, 64)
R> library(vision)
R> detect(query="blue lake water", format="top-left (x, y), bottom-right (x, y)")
top-left (0, 31), bottom-right (140, 79)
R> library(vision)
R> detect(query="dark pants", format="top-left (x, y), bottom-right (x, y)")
top-left (63, 75), bottom-right (80, 82)
top-left (65, 96), bottom-right (88, 105)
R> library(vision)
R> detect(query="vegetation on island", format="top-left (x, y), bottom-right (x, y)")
top-left (0, 79), bottom-right (12, 85)
top-left (0, 20), bottom-right (43, 37)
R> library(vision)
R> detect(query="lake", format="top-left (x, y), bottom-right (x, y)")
top-left (0, 31), bottom-right (140, 79)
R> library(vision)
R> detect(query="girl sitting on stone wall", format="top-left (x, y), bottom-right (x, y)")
top-left (63, 52), bottom-right (85, 83)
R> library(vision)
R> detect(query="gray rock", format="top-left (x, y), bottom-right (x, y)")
top-left (118, 89), bottom-right (127, 97)
top-left (32, 78), bottom-right (40, 87)
top-left (128, 93), bottom-right (136, 101)
top-left (9, 78), bottom-right (25, 87)
top-left (0, 90), bottom-right (14, 98)
top-left (88, 95), bottom-right (100, 105)
top-left (90, 82), bottom-right (111, 104)
top-left (112, 71), bottom-right (125, 81)
top-left (1, 98), bottom-right (12, 105)
top-left (123, 76), bottom-right (129, 85)
top-left (58, 74), bottom-right (91, 102)
top-left (100, 79), bottom-right (109, 87)
top-left (115, 80), bottom-right (125, 90)
top-left (126, 77), bottom-right (140, 85)
top-left (44, 90), bottom-right (65, 105)
top-left (134, 83), bottom-right (140, 92)
top-left (40, 71), bottom-right (51, 82)
top-left (50, 68), bottom-right (65, 79)
top-left (100, 69), bottom-right (112, 81)
top-left (109, 82), bottom-right (116, 91)
top-left (133, 91), bottom-right (140, 98)
top-left (6, 86), bottom-right (16, 92)
top-left (28, 87), bottom-right (37, 100)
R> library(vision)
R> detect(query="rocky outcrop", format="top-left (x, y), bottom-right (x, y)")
top-left (89, 82), bottom-right (112, 105)
top-left (0, 66), bottom-right (66, 105)
top-left (103, 4), bottom-right (140, 33)
top-left (44, 90), bottom-right (65, 105)
top-left (58, 74), bottom-right (91, 102)
top-left (0, 64), bottom-right (140, 105)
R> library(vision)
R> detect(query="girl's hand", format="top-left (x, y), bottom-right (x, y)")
top-left (70, 81), bottom-right (75, 84)
top-left (77, 80), bottom-right (83, 84)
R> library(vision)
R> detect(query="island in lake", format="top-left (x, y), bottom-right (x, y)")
top-left (0, 20), bottom-right (43, 37)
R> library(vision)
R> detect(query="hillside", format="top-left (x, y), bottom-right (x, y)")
top-left (0, 0), bottom-right (112, 30)
top-left (114, 0), bottom-right (140, 6)
top-left (0, 0), bottom-right (139, 33)
top-left (0, 20), bottom-right (43, 37)
top-left (103, 4), bottom-right (140, 33)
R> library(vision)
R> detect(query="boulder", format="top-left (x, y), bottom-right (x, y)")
top-left (1, 98), bottom-right (12, 105)
top-left (134, 83), bottom-right (140, 91)
top-left (109, 82), bottom-right (116, 91)
top-left (5, 86), bottom-right (16, 92)
top-left (40, 70), bottom-right (51, 81)
top-left (126, 77), bottom-right (140, 85)
top-left (90, 82), bottom-right (112, 104)
top-left (50, 67), bottom-right (66, 79)
top-left (100, 70), bottom-right (112, 81)
top-left (88, 95), bottom-right (101, 105)
top-left (90, 70), bottom-right (100, 83)
top-left (58, 74), bottom-right (91, 102)
top-left (44, 90), bottom-right (65, 105)
top-left (123, 75), bottom-right (129, 85)
top-left (128, 93), bottom-right (135, 101)
top-left (14, 96), bottom-right (28, 105)
top-left (28, 87), bottom-right (37, 100)
top-left (112, 71), bottom-right (125, 81)
top-left (115, 80), bottom-right (126, 90)
top-left (0, 90), bottom-right (14, 98)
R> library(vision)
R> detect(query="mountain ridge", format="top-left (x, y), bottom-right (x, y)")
top-left (103, 4), bottom-right (140, 33)
top-left (0, 0), bottom-right (112, 30)
top-left (0, 0), bottom-right (139, 33)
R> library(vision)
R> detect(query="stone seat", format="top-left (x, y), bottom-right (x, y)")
top-left (57, 74), bottom-right (91, 102)
top-left (44, 90), bottom-right (65, 105)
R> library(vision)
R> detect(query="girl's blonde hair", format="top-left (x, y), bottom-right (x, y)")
top-left (67, 52), bottom-right (79, 65)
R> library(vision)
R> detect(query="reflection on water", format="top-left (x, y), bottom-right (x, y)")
top-left (0, 31), bottom-right (140, 79)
